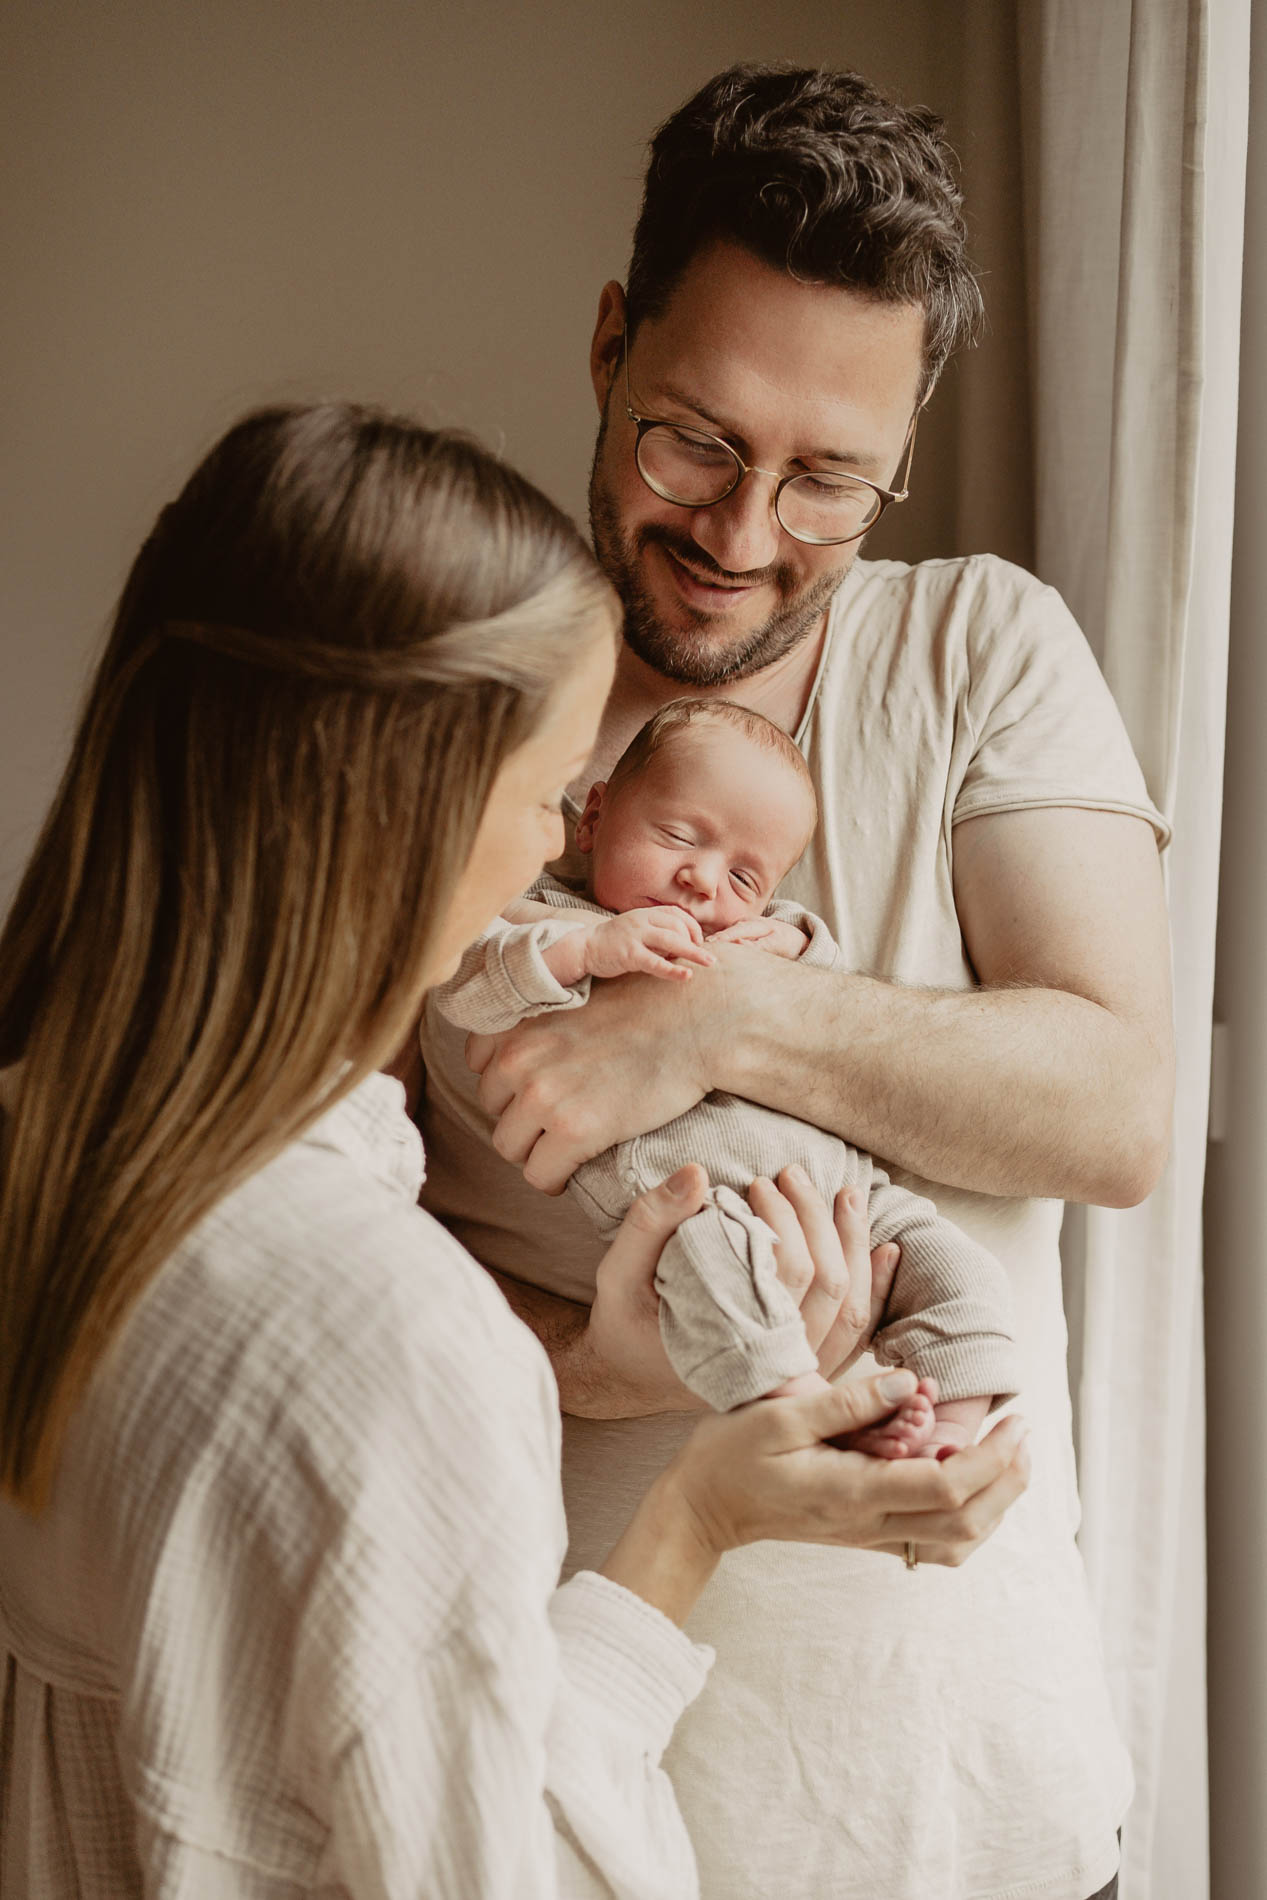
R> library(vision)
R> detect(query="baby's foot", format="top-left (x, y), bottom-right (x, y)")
top-left (832, 1377), bottom-right (939, 1458)
top-left (920, 1418), bottom-right (973, 1462)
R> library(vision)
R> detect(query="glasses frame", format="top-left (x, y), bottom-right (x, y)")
top-left (621, 332), bottom-right (919, 548)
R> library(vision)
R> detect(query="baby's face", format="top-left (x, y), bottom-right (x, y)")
top-left (577, 725), bottom-right (815, 934)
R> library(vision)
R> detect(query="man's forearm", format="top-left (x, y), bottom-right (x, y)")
top-left (719, 957), bottom-right (1171, 1207)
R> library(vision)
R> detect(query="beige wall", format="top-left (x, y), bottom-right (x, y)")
top-left (0, 0), bottom-right (1029, 911)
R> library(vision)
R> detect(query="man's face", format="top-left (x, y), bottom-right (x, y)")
top-left (588, 239), bottom-right (926, 687)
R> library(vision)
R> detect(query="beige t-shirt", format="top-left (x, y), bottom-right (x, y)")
top-left (420, 555), bottom-right (1168, 1900)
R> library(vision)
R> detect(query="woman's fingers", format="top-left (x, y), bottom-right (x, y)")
top-left (747, 1173), bottom-right (813, 1292)
top-left (748, 1170), bottom-right (882, 1366)
top-left (872, 1415), bottom-right (1031, 1561)
top-left (772, 1167), bottom-right (851, 1350)
top-left (606, 1164), bottom-right (710, 1279)
top-left (781, 1368), bottom-right (919, 1443)
top-left (587, 1165), bottom-right (712, 1414)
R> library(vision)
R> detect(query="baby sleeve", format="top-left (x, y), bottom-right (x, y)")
top-left (862, 1163), bottom-right (1021, 1407)
top-left (433, 917), bottom-right (594, 1035)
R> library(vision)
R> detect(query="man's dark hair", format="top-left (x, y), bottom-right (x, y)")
top-left (626, 63), bottom-right (984, 396)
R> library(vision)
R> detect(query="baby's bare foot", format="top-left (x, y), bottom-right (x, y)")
top-left (832, 1377), bottom-right (939, 1458)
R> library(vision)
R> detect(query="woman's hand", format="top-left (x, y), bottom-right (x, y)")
top-left (667, 1377), bottom-right (1029, 1567)
top-left (569, 1165), bottom-right (898, 1418)
top-left (749, 1169), bottom-right (899, 1380)
top-left (601, 1375), bottom-right (1030, 1624)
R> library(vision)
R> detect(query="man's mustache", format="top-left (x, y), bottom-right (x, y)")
top-left (636, 524), bottom-right (791, 593)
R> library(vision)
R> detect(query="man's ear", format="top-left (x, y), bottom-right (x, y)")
top-left (590, 283), bottom-right (627, 413)
top-left (575, 781), bottom-right (606, 853)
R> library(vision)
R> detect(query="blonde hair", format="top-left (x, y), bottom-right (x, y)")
top-left (606, 696), bottom-right (817, 825)
top-left (0, 402), bottom-right (616, 1509)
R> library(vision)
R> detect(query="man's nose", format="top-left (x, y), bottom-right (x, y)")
top-left (688, 473), bottom-right (783, 575)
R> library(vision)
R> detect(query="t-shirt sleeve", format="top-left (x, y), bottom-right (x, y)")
top-left (952, 561), bottom-right (1171, 848)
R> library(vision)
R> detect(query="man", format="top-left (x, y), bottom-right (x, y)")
top-left (421, 63), bottom-right (1171, 1900)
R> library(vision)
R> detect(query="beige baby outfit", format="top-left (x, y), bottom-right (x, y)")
top-left (433, 882), bottom-right (1019, 1412)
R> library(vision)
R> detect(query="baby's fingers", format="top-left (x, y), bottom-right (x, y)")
top-left (643, 926), bottom-right (713, 967)
top-left (649, 905), bottom-right (705, 943)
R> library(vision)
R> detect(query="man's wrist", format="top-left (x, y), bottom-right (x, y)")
top-left (557, 1325), bottom-right (703, 1420)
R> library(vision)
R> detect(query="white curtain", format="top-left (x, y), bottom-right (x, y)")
top-left (1017, 4), bottom-right (1250, 1897)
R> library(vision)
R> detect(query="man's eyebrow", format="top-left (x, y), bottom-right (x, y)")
top-left (652, 378), bottom-right (881, 473)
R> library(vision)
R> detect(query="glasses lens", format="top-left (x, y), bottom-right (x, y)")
top-left (777, 472), bottom-right (884, 546)
top-left (637, 424), bottom-right (740, 505)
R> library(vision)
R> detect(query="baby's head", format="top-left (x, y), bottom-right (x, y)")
top-left (575, 699), bottom-right (817, 933)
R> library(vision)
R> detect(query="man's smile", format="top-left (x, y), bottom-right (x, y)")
top-left (658, 545), bottom-right (765, 611)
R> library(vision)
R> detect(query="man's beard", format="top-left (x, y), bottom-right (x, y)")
top-left (588, 417), bottom-right (850, 688)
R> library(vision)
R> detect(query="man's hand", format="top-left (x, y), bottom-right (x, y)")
top-left (706, 915), bottom-right (809, 959)
top-left (468, 956), bottom-right (737, 1194)
top-left (474, 808), bottom-right (1174, 1207)
top-left (543, 1162), bottom-right (900, 1419)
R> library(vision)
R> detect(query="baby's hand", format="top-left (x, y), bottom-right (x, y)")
top-left (706, 916), bottom-right (810, 959)
top-left (582, 906), bottom-right (717, 982)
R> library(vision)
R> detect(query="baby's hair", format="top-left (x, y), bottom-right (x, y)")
top-left (606, 697), bottom-right (818, 833)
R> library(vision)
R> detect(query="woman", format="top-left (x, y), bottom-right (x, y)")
top-left (0, 403), bottom-right (1028, 1898)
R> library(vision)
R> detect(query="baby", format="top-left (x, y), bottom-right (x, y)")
top-left (433, 698), bottom-right (1020, 1459)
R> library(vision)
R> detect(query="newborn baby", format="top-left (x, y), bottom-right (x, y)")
top-left (433, 698), bottom-right (1020, 1459)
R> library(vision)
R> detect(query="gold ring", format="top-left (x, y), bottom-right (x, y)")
top-left (904, 1541), bottom-right (919, 1570)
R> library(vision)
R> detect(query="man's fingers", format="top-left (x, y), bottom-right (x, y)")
top-left (488, 1093), bottom-right (550, 1168)
top-left (466, 1031), bottom-right (502, 1083)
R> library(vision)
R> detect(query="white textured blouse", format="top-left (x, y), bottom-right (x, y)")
top-left (0, 1071), bottom-right (712, 1898)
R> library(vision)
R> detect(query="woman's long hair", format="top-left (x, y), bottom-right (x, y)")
top-left (0, 402), bottom-right (615, 1509)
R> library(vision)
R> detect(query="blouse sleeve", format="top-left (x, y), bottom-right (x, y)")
top-left (326, 1564), bottom-right (711, 1900)
top-left (296, 1205), bottom-right (712, 1900)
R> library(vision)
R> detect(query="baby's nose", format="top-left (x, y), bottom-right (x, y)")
top-left (677, 858), bottom-right (718, 898)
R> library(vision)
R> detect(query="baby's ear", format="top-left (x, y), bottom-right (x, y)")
top-left (575, 781), bottom-right (606, 853)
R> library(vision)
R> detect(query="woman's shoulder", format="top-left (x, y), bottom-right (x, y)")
top-left (85, 1077), bottom-right (560, 1575)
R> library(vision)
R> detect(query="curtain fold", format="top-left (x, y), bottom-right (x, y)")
top-left (1017, 4), bottom-right (1249, 1897)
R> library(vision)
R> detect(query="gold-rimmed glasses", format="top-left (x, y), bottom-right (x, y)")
top-left (622, 333), bottom-right (918, 547)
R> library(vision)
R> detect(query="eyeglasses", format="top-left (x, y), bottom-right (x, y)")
top-left (622, 332), bottom-right (918, 547)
